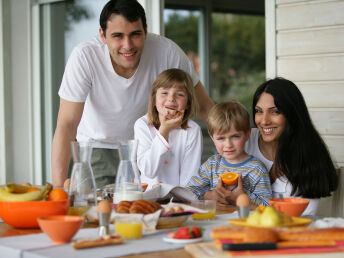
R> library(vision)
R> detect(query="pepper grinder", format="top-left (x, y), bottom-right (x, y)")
top-left (97, 200), bottom-right (112, 237)
top-left (236, 193), bottom-right (250, 218)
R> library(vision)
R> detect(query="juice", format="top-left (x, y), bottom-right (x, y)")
top-left (113, 191), bottom-right (143, 204)
top-left (115, 221), bottom-right (143, 239)
top-left (192, 210), bottom-right (215, 220)
top-left (68, 206), bottom-right (89, 216)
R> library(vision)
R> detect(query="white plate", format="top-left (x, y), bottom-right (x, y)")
top-left (162, 236), bottom-right (203, 244)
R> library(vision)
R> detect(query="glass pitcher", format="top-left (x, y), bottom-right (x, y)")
top-left (68, 141), bottom-right (97, 216)
top-left (113, 140), bottom-right (143, 204)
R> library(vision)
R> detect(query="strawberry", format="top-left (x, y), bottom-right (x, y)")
top-left (191, 226), bottom-right (202, 238)
top-left (173, 227), bottom-right (191, 239)
top-left (167, 231), bottom-right (175, 238)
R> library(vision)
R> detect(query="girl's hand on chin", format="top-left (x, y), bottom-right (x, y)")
top-left (165, 108), bottom-right (183, 120)
top-left (160, 110), bottom-right (184, 131)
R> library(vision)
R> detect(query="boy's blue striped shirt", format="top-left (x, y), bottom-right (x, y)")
top-left (186, 154), bottom-right (272, 206)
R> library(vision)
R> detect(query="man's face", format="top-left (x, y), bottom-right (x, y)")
top-left (99, 14), bottom-right (147, 78)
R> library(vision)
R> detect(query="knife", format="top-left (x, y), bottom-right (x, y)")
top-left (222, 242), bottom-right (277, 251)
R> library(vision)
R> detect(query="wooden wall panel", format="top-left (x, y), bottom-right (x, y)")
top-left (309, 109), bottom-right (344, 135)
top-left (276, 1), bottom-right (344, 30)
top-left (277, 26), bottom-right (344, 56)
top-left (297, 82), bottom-right (344, 108)
top-left (273, 0), bottom-right (344, 216)
top-left (277, 55), bottom-right (344, 81)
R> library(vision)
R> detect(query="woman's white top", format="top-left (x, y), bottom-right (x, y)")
top-left (245, 128), bottom-right (319, 216)
top-left (134, 115), bottom-right (202, 190)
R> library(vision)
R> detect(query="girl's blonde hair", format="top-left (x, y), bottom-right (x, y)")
top-left (147, 68), bottom-right (198, 129)
top-left (208, 101), bottom-right (250, 136)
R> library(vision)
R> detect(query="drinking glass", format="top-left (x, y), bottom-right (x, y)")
top-left (113, 140), bottom-right (143, 204)
top-left (191, 200), bottom-right (216, 220)
top-left (68, 141), bottom-right (97, 217)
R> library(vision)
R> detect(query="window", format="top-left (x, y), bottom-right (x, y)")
top-left (164, 2), bottom-right (265, 161)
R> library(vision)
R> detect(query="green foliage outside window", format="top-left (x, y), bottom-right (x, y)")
top-left (165, 11), bottom-right (265, 111)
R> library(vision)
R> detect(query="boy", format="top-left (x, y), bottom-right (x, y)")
top-left (186, 101), bottom-right (272, 206)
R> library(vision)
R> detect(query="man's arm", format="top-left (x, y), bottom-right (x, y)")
top-left (194, 81), bottom-right (214, 124)
top-left (52, 98), bottom-right (84, 188)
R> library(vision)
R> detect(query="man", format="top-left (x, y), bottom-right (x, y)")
top-left (52, 0), bottom-right (214, 188)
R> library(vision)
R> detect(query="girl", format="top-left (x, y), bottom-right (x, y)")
top-left (245, 77), bottom-right (338, 215)
top-left (134, 68), bottom-right (202, 190)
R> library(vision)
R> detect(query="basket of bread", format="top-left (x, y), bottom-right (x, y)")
top-left (114, 200), bottom-right (209, 230)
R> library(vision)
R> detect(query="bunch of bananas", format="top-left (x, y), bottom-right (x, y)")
top-left (0, 182), bottom-right (52, 202)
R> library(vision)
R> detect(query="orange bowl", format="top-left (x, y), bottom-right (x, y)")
top-left (269, 197), bottom-right (309, 217)
top-left (0, 199), bottom-right (69, 228)
top-left (38, 215), bottom-right (84, 244)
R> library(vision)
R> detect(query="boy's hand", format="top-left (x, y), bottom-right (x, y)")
top-left (204, 175), bottom-right (245, 205)
top-left (224, 174), bottom-right (245, 204)
top-left (204, 178), bottom-right (233, 205)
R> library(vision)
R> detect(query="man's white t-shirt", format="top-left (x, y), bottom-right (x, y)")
top-left (134, 115), bottom-right (202, 190)
top-left (245, 128), bottom-right (319, 216)
top-left (58, 33), bottom-right (199, 148)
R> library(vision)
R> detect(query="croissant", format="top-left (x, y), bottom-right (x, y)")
top-left (130, 200), bottom-right (156, 214)
top-left (116, 200), bottom-right (161, 214)
top-left (116, 201), bottom-right (132, 214)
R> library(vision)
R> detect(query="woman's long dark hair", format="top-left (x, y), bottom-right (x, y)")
top-left (252, 77), bottom-right (338, 198)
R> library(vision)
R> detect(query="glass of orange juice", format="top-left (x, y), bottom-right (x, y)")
top-left (115, 215), bottom-right (143, 239)
top-left (191, 200), bottom-right (216, 220)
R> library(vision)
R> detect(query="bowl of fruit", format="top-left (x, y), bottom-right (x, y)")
top-left (0, 183), bottom-right (69, 228)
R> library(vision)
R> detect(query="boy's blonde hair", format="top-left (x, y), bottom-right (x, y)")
top-left (208, 101), bottom-right (250, 136)
top-left (147, 68), bottom-right (198, 129)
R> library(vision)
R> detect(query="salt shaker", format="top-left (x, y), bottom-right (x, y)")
top-left (236, 193), bottom-right (250, 218)
top-left (97, 200), bottom-right (112, 237)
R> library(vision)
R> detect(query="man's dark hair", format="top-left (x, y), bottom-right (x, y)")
top-left (100, 0), bottom-right (147, 36)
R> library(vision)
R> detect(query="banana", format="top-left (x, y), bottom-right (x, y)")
top-left (0, 183), bottom-right (52, 202)
top-left (5, 183), bottom-right (31, 193)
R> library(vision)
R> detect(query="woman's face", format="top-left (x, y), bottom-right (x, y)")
top-left (255, 92), bottom-right (286, 143)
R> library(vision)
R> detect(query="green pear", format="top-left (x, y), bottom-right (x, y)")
top-left (246, 209), bottom-right (261, 226)
top-left (260, 206), bottom-right (281, 226)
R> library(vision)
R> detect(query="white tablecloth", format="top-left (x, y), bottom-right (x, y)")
top-left (0, 212), bottom-right (239, 258)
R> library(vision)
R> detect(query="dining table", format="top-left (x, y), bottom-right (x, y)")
top-left (1, 204), bottom-right (344, 258)
top-left (0, 204), bottom-right (237, 258)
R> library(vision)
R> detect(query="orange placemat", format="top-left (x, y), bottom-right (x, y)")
top-left (218, 240), bottom-right (344, 256)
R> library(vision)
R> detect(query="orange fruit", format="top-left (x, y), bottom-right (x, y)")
top-left (220, 172), bottom-right (239, 185)
top-left (27, 187), bottom-right (40, 193)
top-left (46, 188), bottom-right (68, 201)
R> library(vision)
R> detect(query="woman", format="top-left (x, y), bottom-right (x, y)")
top-left (245, 77), bottom-right (338, 215)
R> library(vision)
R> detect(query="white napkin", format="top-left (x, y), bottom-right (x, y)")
top-left (313, 217), bottom-right (344, 228)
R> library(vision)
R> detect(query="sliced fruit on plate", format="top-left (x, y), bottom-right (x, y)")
top-left (168, 226), bottom-right (203, 239)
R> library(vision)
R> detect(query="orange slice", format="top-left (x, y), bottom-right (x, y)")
top-left (220, 172), bottom-right (238, 185)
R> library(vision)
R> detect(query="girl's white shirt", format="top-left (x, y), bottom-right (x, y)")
top-left (245, 128), bottom-right (319, 216)
top-left (134, 115), bottom-right (202, 190)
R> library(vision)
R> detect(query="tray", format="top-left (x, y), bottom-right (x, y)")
top-left (228, 216), bottom-right (312, 228)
